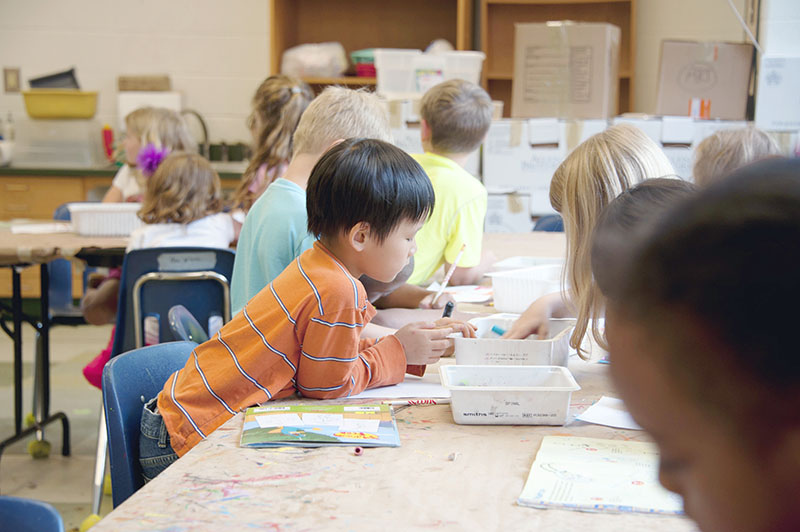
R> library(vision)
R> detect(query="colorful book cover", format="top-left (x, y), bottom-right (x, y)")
top-left (240, 404), bottom-right (401, 448)
top-left (518, 436), bottom-right (684, 515)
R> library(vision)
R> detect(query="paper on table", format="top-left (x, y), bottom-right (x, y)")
top-left (576, 396), bottom-right (642, 430)
top-left (426, 282), bottom-right (492, 303)
top-left (11, 222), bottom-right (72, 234)
top-left (350, 375), bottom-right (450, 399)
top-left (518, 436), bottom-right (683, 515)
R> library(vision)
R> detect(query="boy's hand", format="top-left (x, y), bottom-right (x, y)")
top-left (418, 291), bottom-right (456, 309)
top-left (394, 319), bottom-right (477, 365)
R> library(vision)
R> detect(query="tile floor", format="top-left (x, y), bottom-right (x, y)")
top-left (0, 322), bottom-right (115, 531)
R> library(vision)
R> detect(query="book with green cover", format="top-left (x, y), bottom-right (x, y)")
top-left (240, 404), bottom-right (401, 448)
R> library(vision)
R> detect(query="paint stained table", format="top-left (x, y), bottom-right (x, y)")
top-left (90, 358), bottom-right (697, 531)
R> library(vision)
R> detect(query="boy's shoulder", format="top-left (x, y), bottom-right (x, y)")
top-left (413, 153), bottom-right (485, 194)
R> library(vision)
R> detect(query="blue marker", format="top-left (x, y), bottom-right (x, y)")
top-left (491, 325), bottom-right (507, 336)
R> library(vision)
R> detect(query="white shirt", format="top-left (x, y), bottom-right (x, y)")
top-left (111, 165), bottom-right (143, 201)
top-left (126, 212), bottom-right (235, 253)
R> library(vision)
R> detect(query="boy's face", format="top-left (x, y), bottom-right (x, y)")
top-left (606, 307), bottom-right (795, 532)
top-left (361, 218), bottom-right (423, 283)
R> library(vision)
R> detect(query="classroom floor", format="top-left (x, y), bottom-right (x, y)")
top-left (0, 322), bottom-right (114, 531)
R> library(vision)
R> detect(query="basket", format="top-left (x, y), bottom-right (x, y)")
top-left (488, 264), bottom-right (564, 313)
top-left (22, 90), bottom-right (98, 119)
top-left (440, 365), bottom-right (580, 425)
top-left (68, 202), bottom-right (143, 236)
top-left (454, 314), bottom-right (575, 366)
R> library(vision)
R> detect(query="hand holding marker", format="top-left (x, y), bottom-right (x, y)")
top-left (431, 244), bottom-right (466, 306)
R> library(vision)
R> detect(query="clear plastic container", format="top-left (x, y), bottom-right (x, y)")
top-left (374, 49), bottom-right (485, 98)
top-left (440, 365), bottom-right (580, 425)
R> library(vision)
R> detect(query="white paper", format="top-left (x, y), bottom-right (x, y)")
top-left (576, 396), bottom-right (642, 430)
top-left (301, 413), bottom-right (343, 426)
top-left (426, 282), bottom-right (493, 303)
top-left (11, 222), bottom-right (72, 234)
top-left (339, 417), bottom-right (381, 432)
top-left (255, 413), bottom-right (304, 428)
top-left (350, 376), bottom-right (450, 399)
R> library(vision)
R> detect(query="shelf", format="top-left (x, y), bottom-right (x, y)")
top-left (302, 76), bottom-right (376, 86)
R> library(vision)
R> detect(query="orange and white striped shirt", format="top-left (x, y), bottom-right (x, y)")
top-left (157, 241), bottom-right (413, 456)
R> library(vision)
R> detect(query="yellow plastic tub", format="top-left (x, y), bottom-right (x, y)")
top-left (22, 89), bottom-right (98, 119)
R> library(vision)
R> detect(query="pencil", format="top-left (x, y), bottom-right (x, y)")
top-left (432, 244), bottom-right (466, 305)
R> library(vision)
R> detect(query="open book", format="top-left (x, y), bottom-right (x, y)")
top-left (240, 404), bottom-right (400, 448)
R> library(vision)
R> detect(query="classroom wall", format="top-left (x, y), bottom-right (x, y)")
top-left (634, 0), bottom-right (748, 114)
top-left (0, 0), bottom-right (268, 145)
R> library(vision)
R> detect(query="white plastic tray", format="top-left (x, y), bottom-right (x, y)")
top-left (68, 202), bottom-right (143, 236)
top-left (488, 264), bottom-right (564, 313)
top-left (440, 365), bottom-right (580, 425)
top-left (454, 314), bottom-right (575, 366)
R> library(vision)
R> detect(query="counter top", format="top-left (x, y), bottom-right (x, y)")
top-left (0, 161), bottom-right (247, 179)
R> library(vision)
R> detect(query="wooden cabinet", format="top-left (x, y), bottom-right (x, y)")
top-left (480, 0), bottom-right (636, 117)
top-left (269, 0), bottom-right (473, 90)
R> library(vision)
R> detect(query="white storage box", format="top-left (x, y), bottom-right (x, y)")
top-left (488, 264), bottom-right (564, 313)
top-left (374, 49), bottom-right (485, 98)
top-left (440, 365), bottom-right (580, 425)
top-left (68, 202), bottom-right (143, 236)
top-left (454, 314), bottom-right (575, 367)
top-left (491, 256), bottom-right (564, 271)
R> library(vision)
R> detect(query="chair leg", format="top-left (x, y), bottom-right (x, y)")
top-left (91, 409), bottom-right (108, 515)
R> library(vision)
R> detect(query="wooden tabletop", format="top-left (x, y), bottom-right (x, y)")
top-left (0, 224), bottom-right (127, 266)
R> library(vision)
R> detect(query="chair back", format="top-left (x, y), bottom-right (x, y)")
top-left (111, 247), bottom-right (235, 358)
top-left (102, 341), bottom-right (195, 507)
top-left (0, 495), bottom-right (64, 532)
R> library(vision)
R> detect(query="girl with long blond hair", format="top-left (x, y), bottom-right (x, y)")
top-left (504, 123), bottom-right (676, 359)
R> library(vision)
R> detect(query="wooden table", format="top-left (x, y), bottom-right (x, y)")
top-left (0, 225), bottom-right (127, 467)
top-left (90, 232), bottom-right (695, 531)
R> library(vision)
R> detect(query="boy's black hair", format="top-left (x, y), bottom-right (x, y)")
top-left (618, 157), bottom-right (800, 428)
top-left (307, 138), bottom-right (435, 242)
top-left (591, 178), bottom-right (697, 302)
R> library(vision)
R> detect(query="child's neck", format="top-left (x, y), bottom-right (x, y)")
top-left (423, 143), bottom-right (472, 169)
top-left (282, 153), bottom-right (320, 190)
top-left (318, 236), bottom-right (363, 279)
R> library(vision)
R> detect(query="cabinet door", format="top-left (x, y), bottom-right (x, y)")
top-left (0, 176), bottom-right (85, 220)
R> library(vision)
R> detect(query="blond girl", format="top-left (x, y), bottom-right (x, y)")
top-left (102, 107), bottom-right (196, 203)
top-left (232, 75), bottom-right (313, 217)
top-left (692, 126), bottom-right (780, 187)
top-left (504, 123), bottom-right (676, 358)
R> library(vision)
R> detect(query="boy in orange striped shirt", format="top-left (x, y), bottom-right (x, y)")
top-left (139, 138), bottom-right (476, 480)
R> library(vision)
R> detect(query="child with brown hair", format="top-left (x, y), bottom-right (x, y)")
top-left (602, 157), bottom-right (800, 532)
top-left (81, 153), bottom-right (234, 387)
top-left (408, 79), bottom-right (494, 287)
top-left (232, 75), bottom-right (313, 216)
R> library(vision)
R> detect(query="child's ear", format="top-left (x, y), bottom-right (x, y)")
top-left (420, 120), bottom-right (432, 143)
top-left (348, 222), bottom-right (371, 252)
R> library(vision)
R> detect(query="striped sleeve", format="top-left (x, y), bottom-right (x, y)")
top-left (295, 308), bottom-right (406, 398)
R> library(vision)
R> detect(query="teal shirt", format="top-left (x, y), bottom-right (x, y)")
top-left (231, 178), bottom-right (315, 315)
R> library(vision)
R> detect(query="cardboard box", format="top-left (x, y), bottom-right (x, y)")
top-left (755, 55), bottom-right (800, 131)
top-left (511, 22), bottom-right (620, 119)
top-left (485, 192), bottom-right (533, 233)
top-left (655, 41), bottom-right (754, 120)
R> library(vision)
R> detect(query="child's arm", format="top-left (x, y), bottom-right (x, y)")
top-left (81, 275), bottom-right (120, 325)
top-left (102, 185), bottom-right (124, 203)
top-left (503, 291), bottom-right (574, 340)
top-left (372, 284), bottom-right (456, 309)
top-left (447, 248), bottom-right (497, 286)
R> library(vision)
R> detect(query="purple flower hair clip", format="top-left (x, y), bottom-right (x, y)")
top-left (137, 143), bottom-right (171, 177)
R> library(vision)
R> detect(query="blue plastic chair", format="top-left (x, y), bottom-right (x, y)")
top-left (102, 341), bottom-right (195, 507)
top-left (0, 495), bottom-right (64, 532)
top-left (92, 247), bottom-right (234, 513)
top-left (533, 214), bottom-right (564, 232)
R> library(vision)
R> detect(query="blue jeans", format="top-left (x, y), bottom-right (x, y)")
top-left (139, 397), bottom-right (178, 482)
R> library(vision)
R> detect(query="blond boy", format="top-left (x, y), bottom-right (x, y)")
top-left (408, 80), bottom-right (494, 286)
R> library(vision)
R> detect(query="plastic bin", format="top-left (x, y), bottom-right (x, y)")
top-left (22, 90), bottom-right (98, 119)
top-left (454, 314), bottom-right (575, 366)
top-left (491, 255), bottom-right (564, 271)
top-left (68, 202), bottom-right (142, 236)
top-left (440, 365), bottom-right (580, 425)
top-left (488, 264), bottom-right (564, 313)
top-left (374, 49), bottom-right (485, 98)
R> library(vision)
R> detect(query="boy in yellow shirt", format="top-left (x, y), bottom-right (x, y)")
top-left (409, 80), bottom-right (495, 287)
